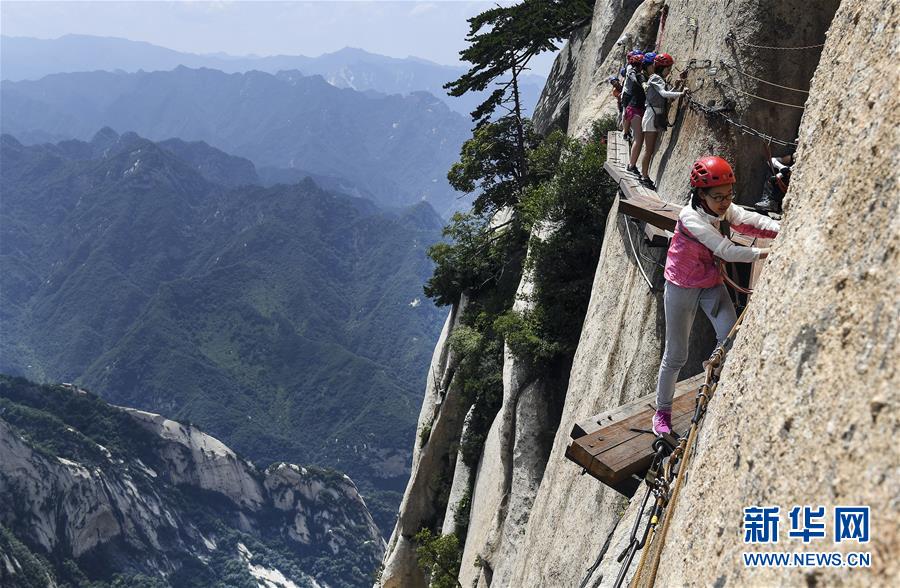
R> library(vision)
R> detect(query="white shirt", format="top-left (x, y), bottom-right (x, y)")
top-left (679, 203), bottom-right (781, 263)
top-left (646, 73), bottom-right (684, 109)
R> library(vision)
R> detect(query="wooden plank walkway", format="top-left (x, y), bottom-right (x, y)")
top-left (605, 130), bottom-right (774, 277)
top-left (563, 133), bottom-right (782, 495)
top-left (604, 131), bottom-right (681, 233)
top-left (565, 373), bottom-right (705, 492)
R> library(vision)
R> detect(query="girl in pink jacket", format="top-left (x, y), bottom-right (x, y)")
top-left (653, 156), bottom-right (780, 435)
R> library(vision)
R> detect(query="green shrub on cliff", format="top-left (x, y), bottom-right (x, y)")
top-left (500, 118), bottom-right (619, 369)
top-left (414, 529), bottom-right (463, 588)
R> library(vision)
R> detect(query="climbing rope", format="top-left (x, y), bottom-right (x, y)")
top-left (719, 260), bottom-right (754, 295)
top-left (684, 94), bottom-right (798, 147)
top-left (713, 80), bottom-right (807, 110)
top-left (718, 61), bottom-right (810, 94)
top-left (726, 31), bottom-right (825, 51)
top-left (610, 305), bottom-right (750, 587)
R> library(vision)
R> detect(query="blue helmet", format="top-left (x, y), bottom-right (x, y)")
top-left (643, 51), bottom-right (658, 64)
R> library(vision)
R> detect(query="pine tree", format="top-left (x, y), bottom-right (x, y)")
top-left (444, 0), bottom-right (594, 207)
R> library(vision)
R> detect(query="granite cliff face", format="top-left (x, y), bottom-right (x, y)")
top-left (651, 1), bottom-right (898, 585)
top-left (381, 0), bottom-right (895, 586)
top-left (0, 377), bottom-right (384, 588)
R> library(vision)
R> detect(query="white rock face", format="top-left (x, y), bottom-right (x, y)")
top-left (458, 223), bottom-right (562, 586)
top-left (264, 462), bottom-right (384, 552)
top-left (381, 298), bottom-right (469, 588)
top-left (383, 1), bottom-right (888, 587)
top-left (124, 407), bottom-right (266, 509)
top-left (0, 419), bottom-right (176, 561)
top-left (441, 405), bottom-right (475, 536)
top-left (1, 398), bottom-right (383, 583)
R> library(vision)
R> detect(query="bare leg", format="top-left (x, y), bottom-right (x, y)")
top-left (628, 117), bottom-right (644, 167)
top-left (641, 132), bottom-right (658, 178)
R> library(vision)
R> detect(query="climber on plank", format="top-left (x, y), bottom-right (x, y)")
top-left (625, 51), bottom-right (652, 172)
top-left (638, 53), bottom-right (686, 190)
top-left (621, 50), bottom-right (644, 143)
top-left (652, 156), bottom-right (780, 436)
top-left (609, 75), bottom-right (624, 127)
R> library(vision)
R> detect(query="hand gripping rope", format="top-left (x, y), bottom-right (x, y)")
top-left (609, 305), bottom-right (750, 588)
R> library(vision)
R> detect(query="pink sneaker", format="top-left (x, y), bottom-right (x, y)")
top-left (652, 410), bottom-right (672, 436)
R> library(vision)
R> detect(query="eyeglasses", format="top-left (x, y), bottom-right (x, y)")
top-left (706, 191), bottom-right (735, 203)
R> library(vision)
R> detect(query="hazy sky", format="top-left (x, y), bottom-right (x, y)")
top-left (1, 1), bottom-right (558, 75)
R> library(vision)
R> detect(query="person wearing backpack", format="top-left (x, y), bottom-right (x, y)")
top-left (625, 52), bottom-right (652, 173)
top-left (652, 156), bottom-right (780, 436)
top-left (621, 51), bottom-right (644, 143)
top-left (639, 53), bottom-right (686, 190)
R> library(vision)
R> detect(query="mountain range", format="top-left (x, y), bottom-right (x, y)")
top-left (0, 375), bottom-right (383, 588)
top-left (1, 66), bottom-right (471, 215)
top-left (0, 130), bottom-right (446, 534)
top-left (0, 34), bottom-right (546, 119)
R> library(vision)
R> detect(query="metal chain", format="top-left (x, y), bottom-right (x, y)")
top-left (726, 31), bottom-right (825, 51)
top-left (718, 61), bottom-right (810, 94)
top-left (713, 79), bottom-right (807, 110)
top-left (684, 94), bottom-right (799, 147)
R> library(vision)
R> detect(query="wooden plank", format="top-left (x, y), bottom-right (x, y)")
top-left (618, 198), bottom-right (680, 232)
top-left (565, 373), bottom-right (709, 487)
top-left (603, 394), bottom-right (697, 471)
top-left (567, 405), bottom-right (694, 485)
top-left (576, 398), bottom-right (695, 458)
top-left (565, 443), bottom-right (614, 480)
top-left (605, 412), bottom-right (696, 482)
top-left (605, 131), bottom-right (683, 232)
top-left (607, 411), bottom-right (694, 475)
top-left (571, 372), bottom-right (704, 438)
top-left (644, 223), bottom-right (672, 246)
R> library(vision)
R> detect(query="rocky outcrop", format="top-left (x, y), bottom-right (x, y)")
top-left (441, 406), bottom-right (475, 536)
top-left (381, 299), bottom-right (469, 588)
top-left (0, 379), bottom-right (383, 587)
top-left (567, 0), bottom-right (665, 137)
top-left (124, 407), bottom-right (267, 510)
top-left (382, 1), bottom-right (898, 587)
top-left (533, 26), bottom-right (590, 135)
top-left (458, 226), bottom-right (563, 587)
top-left (652, 1), bottom-right (899, 585)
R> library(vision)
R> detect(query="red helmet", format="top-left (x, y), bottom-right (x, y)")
top-left (654, 53), bottom-right (675, 68)
top-left (690, 156), bottom-right (736, 188)
top-left (627, 52), bottom-right (644, 65)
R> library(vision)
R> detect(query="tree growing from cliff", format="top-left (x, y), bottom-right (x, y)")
top-left (445, 0), bottom-right (594, 177)
top-left (414, 529), bottom-right (463, 588)
top-left (447, 117), bottom-right (543, 216)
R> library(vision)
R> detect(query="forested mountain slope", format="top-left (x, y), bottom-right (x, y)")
top-left (1, 131), bottom-right (445, 533)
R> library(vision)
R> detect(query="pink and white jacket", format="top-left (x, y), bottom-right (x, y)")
top-left (664, 203), bottom-right (780, 288)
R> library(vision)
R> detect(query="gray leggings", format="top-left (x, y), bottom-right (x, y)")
top-left (655, 281), bottom-right (736, 412)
